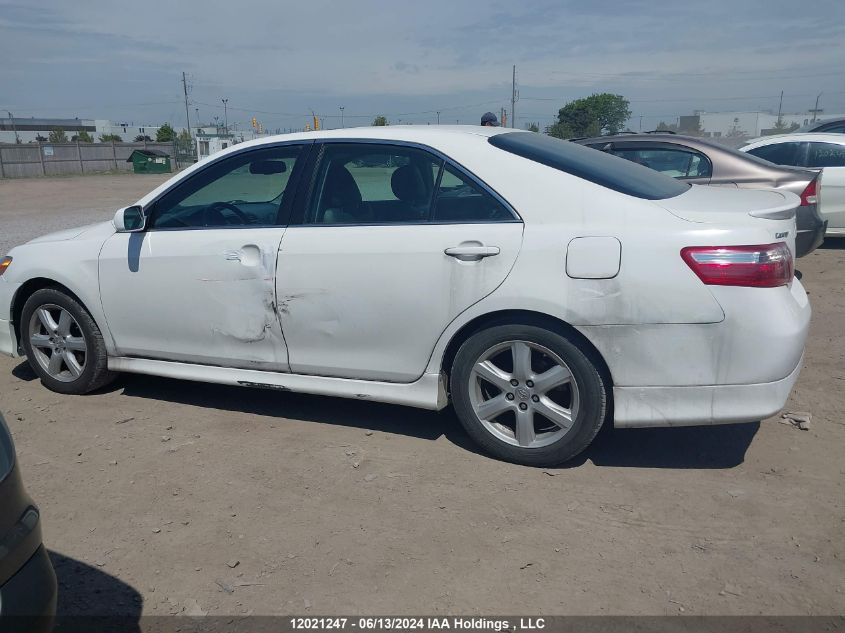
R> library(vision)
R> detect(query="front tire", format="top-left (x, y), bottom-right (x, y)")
top-left (450, 324), bottom-right (608, 466)
top-left (21, 288), bottom-right (115, 395)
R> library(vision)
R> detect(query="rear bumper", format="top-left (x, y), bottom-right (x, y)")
top-left (0, 318), bottom-right (17, 358)
top-left (796, 220), bottom-right (826, 257)
top-left (613, 354), bottom-right (803, 427)
top-left (0, 546), bottom-right (57, 626)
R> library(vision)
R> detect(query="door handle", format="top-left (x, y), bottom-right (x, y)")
top-left (444, 245), bottom-right (501, 261)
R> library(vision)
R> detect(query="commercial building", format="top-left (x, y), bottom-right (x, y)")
top-left (689, 110), bottom-right (845, 138)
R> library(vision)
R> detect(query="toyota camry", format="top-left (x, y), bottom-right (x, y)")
top-left (0, 127), bottom-right (810, 466)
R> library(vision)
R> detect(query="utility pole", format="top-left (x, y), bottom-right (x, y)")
top-left (6, 111), bottom-right (19, 143)
top-left (195, 107), bottom-right (200, 129)
top-left (436, 111), bottom-right (441, 124)
top-left (222, 98), bottom-right (228, 134)
top-left (182, 72), bottom-right (192, 138)
top-left (777, 90), bottom-right (783, 125)
top-left (639, 115), bottom-right (643, 131)
top-left (511, 64), bottom-right (518, 128)
top-left (810, 92), bottom-right (823, 122)
top-left (339, 106), bottom-right (345, 128)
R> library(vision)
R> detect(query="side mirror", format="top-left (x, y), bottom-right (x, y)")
top-left (113, 206), bottom-right (146, 232)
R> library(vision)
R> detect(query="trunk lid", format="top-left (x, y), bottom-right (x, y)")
top-left (655, 184), bottom-right (798, 252)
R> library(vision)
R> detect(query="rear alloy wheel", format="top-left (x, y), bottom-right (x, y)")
top-left (21, 288), bottom-right (115, 394)
top-left (451, 324), bottom-right (608, 466)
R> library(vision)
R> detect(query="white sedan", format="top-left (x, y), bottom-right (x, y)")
top-left (0, 127), bottom-right (810, 466)
top-left (741, 133), bottom-right (845, 235)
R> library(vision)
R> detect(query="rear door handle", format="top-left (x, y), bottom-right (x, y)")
top-left (444, 245), bottom-right (501, 261)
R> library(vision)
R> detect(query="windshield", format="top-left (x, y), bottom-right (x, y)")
top-left (489, 132), bottom-right (689, 200)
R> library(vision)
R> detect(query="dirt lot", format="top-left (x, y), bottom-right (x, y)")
top-left (0, 173), bottom-right (843, 617)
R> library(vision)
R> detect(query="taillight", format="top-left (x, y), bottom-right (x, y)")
top-left (800, 178), bottom-right (818, 206)
top-left (681, 243), bottom-right (793, 288)
top-left (0, 257), bottom-right (11, 277)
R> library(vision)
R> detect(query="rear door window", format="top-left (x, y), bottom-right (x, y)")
top-left (806, 142), bottom-right (845, 168)
top-left (745, 142), bottom-right (803, 166)
top-left (306, 144), bottom-right (441, 225)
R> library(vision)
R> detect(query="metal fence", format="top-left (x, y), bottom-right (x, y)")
top-left (0, 141), bottom-right (196, 178)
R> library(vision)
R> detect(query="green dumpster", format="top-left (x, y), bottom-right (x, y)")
top-left (127, 149), bottom-right (172, 174)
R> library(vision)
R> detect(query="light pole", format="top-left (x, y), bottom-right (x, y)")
top-left (7, 111), bottom-right (19, 143)
top-left (195, 107), bottom-right (200, 130)
top-left (339, 106), bottom-right (345, 128)
top-left (436, 111), bottom-right (441, 125)
top-left (222, 99), bottom-right (228, 134)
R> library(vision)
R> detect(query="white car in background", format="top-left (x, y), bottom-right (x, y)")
top-left (0, 127), bottom-right (810, 466)
top-left (741, 133), bottom-right (845, 235)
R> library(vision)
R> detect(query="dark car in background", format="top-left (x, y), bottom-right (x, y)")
top-left (0, 413), bottom-right (56, 632)
top-left (794, 117), bottom-right (845, 134)
top-left (573, 133), bottom-right (826, 257)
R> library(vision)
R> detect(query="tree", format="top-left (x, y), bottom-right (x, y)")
top-left (372, 115), bottom-right (388, 126)
top-left (72, 130), bottom-right (94, 143)
top-left (156, 122), bottom-right (176, 142)
top-left (175, 129), bottom-right (194, 155)
top-left (550, 93), bottom-right (631, 138)
top-left (99, 133), bottom-right (123, 142)
top-left (526, 122), bottom-right (540, 132)
top-left (772, 119), bottom-right (800, 133)
top-left (134, 134), bottom-right (152, 142)
top-left (48, 127), bottom-right (68, 143)
top-left (655, 120), bottom-right (679, 132)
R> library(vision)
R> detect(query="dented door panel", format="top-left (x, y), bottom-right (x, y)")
top-left (276, 223), bottom-right (523, 382)
top-left (99, 229), bottom-right (290, 370)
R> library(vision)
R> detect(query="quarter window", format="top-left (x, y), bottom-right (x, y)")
top-left (745, 142), bottom-right (802, 166)
top-left (433, 164), bottom-right (515, 222)
top-left (806, 142), bottom-right (845, 168)
top-left (151, 146), bottom-right (303, 228)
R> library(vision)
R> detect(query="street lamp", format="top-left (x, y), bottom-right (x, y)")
top-left (222, 98), bottom-right (228, 134)
top-left (339, 106), bottom-right (345, 129)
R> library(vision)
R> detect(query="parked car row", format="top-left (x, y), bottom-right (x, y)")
top-left (574, 129), bottom-right (845, 242)
top-left (573, 133), bottom-right (826, 256)
top-left (740, 134), bottom-right (845, 236)
top-left (1, 127), bottom-right (810, 468)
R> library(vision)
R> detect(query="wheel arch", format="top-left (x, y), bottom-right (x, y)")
top-left (440, 309), bottom-right (614, 389)
top-left (11, 278), bottom-right (93, 353)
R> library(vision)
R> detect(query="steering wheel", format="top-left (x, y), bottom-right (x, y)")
top-left (204, 201), bottom-right (250, 226)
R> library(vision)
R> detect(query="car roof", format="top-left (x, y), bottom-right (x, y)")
top-left (574, 133), bottom-right (729, 150)
top-left (231, 125), bottom-right (512, 151)
top-left (743, 133), bottom-right (845, 147)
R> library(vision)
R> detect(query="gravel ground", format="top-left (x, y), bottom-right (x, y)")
top-left (0, 173), bottom-right (843, 617)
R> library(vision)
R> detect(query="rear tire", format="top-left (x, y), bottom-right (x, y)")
top-left (450, 324), bottom-right (608, 466)
top-left (21, 288), bottom-right (116, 395)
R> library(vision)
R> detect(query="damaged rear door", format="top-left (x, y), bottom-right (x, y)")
top-left (98, 142), bottom-right (310, 370)
top-left (275, 141), bottom-right (523, 383)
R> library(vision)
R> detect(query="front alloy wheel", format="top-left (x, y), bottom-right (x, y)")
top-left (20, 287), bottom-right (116, 394)
top-left (28, 304), bottom-right (88, 382)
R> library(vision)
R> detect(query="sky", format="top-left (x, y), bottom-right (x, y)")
top-left (2, 0), bottom-right (844, 132)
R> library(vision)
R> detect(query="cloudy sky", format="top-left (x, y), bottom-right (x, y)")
top-left (2, 0), bottom-right (844, 131)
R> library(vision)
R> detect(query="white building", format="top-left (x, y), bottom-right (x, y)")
top-left (0, 115), bottom-right (188, 144)
top-left (694, 110), bottom-right (845, 138)
top-left (195, 125), bottom-right (272, 160)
